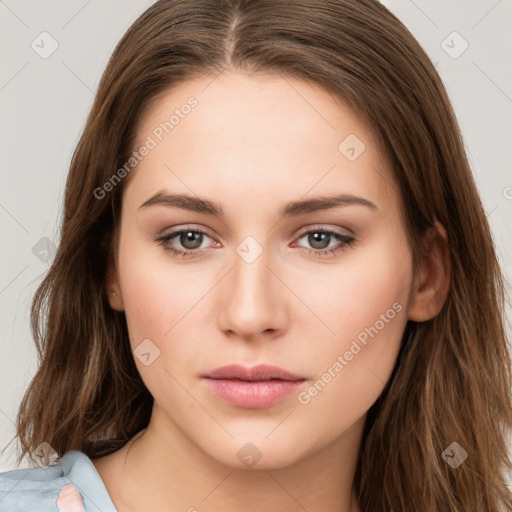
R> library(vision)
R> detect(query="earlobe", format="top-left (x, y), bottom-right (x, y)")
top-left (105, 262), bottom-right (124, 312)
top-left (408, 221), bottom-right (451, 322)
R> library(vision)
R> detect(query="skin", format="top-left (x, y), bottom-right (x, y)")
top-left (92, 70), bottom-right (450, 512)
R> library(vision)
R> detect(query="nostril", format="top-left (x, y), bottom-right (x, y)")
top-left (56, 483), bottom-right (86, 512)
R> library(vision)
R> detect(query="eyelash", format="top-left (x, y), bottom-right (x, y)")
top-left (156, 225), bottom-right (356, 258)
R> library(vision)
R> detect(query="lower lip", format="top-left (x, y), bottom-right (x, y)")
top-left (204, 378), bottom-right (305, 408)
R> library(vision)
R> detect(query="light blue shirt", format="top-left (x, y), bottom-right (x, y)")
top-left (0, 450), bottom-right (118, 511)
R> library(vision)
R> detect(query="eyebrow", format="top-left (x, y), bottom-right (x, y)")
top-left (139, 192), bottom-right (378, 217)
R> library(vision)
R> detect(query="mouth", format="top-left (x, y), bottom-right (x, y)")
top-left (201, 364), bottom-right (307, 409)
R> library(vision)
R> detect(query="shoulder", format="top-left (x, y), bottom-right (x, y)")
top-left (0, 450), bottom-right (117, 511)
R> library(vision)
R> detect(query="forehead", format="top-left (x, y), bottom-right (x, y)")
top-left (136, 70), bottom-right (375, 150)
top-left (125, 70), bottom-right (397, 218)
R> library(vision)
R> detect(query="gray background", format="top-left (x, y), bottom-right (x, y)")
top-left (1, 0), bottom-right (511, 472)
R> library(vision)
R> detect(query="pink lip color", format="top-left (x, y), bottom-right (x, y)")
top-left (202, 364), bottom-right (306, 409)
top-left (204, 378), bottom-right (305, 408)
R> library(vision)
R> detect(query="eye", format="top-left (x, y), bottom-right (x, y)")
top-left (156, 227), bottom-right (216, 257)
top-left (293, 227), bottom-right (355, 257)
top-left (156, 225), bottom-right (356, 258)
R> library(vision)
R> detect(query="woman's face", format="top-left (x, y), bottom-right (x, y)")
top-left (110, 70), bottom-right (414, 469)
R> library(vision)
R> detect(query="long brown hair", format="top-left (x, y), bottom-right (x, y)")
top-left (7, 0), bottom-right (511, 510)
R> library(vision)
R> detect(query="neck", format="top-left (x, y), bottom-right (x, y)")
top-left (93, 405), bottom-right (364, 512)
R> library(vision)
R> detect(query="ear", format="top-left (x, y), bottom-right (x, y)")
top-left (408, 220), bottom-right (451, 322)
top-left (105, 261), bottom-right (124, 312)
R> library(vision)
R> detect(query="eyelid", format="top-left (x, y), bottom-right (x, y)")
top-left (159, 224), bottom-right (216, 240)
top-left (294, 223), bottom-right (354, 238)
top-left (159, 223), bottom-right (353, 243)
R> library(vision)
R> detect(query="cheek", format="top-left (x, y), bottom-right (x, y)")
top-left (116, 236), bottom-right (214, 399)
top-left (294, 231), bottom-right (412, 422)
top-left (116, 229), bottom-right (207, 348)
top-left (298, 227), bottom-right (412, 338)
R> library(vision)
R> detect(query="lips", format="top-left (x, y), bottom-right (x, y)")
top-left (202, 364), bottom-right (306, 409)
top-left (203, 364), bottom-right (305, 382)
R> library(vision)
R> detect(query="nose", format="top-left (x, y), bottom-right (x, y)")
top-left (216, 243), bottom-right (288, 341)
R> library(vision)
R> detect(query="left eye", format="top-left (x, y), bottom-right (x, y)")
top-left (292, 228), bottom-right (355, 257)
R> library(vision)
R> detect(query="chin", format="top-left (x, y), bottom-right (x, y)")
top-left (203, 435), bottom-right (310, 471)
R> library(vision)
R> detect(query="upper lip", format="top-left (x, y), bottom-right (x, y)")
top-left (202, 364), bottom-right (305, 381)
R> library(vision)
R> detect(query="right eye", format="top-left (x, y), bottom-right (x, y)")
top-left (157, 227), bottom-right (217, 257)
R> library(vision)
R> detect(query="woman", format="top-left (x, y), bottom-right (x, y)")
top-left (1, 0), bottom-right (511, 511)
